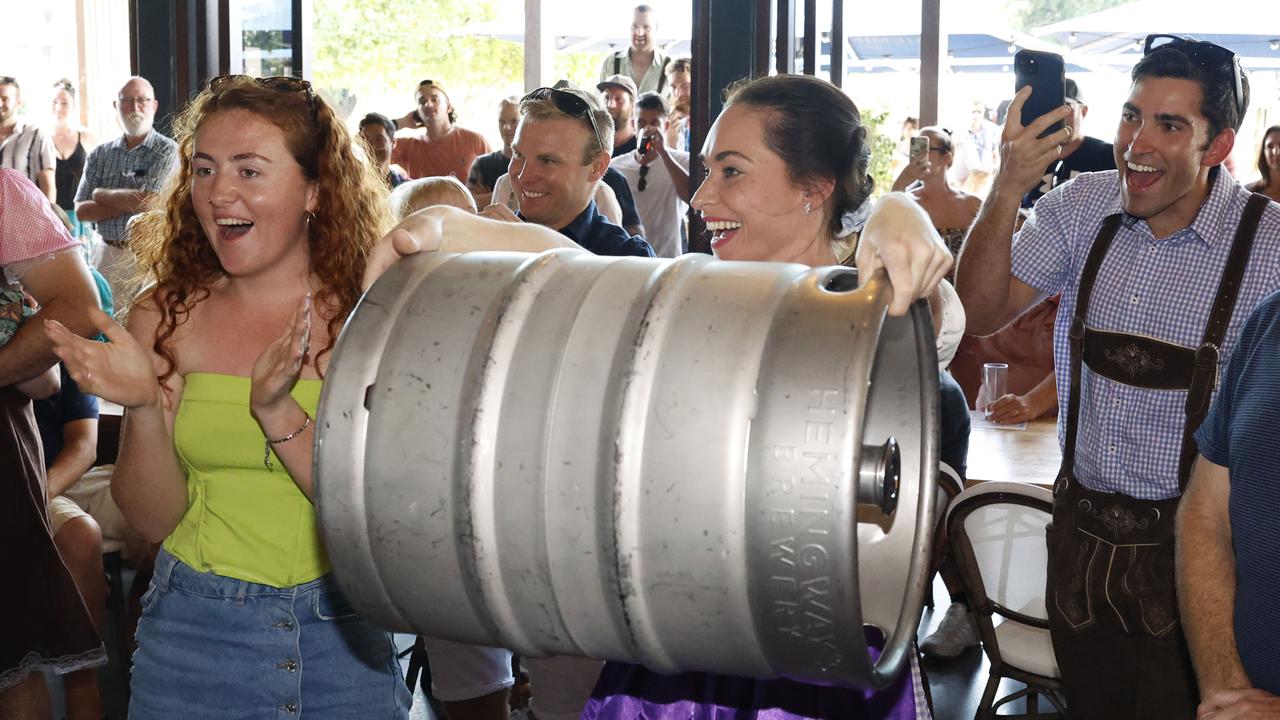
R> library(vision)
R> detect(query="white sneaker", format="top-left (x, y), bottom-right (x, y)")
top-left (921, 603), bottom-right (980, 658)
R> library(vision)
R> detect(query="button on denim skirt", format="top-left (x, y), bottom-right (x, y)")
top-left (128, 547), bottom-right (411, 719)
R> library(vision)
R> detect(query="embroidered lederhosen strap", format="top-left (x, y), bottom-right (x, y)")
top-left (1062, 193), bottom-right (1270, 492)
top-left (1177, 192), bottom-right (1270, 485)
top-left (1061, 215), bottom-right (1122, 483)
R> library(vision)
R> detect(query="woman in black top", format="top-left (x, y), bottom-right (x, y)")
top-left (50, 79), bottom-right (97, 214)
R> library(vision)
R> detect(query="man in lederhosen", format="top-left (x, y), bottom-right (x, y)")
top-left (955, 36), bottom-right (1280, 719)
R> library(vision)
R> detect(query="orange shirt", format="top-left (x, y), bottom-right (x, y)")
top-left (391, 125), bottom-right (490, 180)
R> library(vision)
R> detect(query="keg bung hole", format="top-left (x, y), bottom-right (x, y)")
top-left (363, 383), bottom-right (376, 411)
top-left (858, 437), bottom-right (901, 515)
top-left (823, 271), bottom-right (860, 293)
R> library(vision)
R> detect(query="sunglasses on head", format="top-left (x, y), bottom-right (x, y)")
top-left (209, 74), bottom-right (319, 116)
top-left (1142, 34), bottom-right (1245, 119)
top-left (522, 87), bottom-right (609, 158)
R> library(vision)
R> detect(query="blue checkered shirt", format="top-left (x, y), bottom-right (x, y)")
top-left (1012, 168), bottom-right (1280, 500)
top-left (74, 130), bottom-right (177, 243)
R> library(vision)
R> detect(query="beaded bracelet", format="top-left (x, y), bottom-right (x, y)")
top-left (264, 415), bottom-right (312, 471)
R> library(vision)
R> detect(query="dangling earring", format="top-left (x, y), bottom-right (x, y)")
top-left (803, 193), bottom-right (812, 215)
top-left (305, 211), bottom-right (316, 230)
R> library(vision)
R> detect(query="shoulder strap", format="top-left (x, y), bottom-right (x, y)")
top-left (1061, 214), bottom-right (1123, 480)
top-left (656, 56), bottom-right (670, 93)
top-left (1176, 191), bottom-right (1270, 489)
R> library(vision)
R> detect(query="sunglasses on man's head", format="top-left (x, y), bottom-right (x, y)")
top-left (1142, 34), bottom-right (1245, 119)
top-left (522, 87), bottom-right (609, 158)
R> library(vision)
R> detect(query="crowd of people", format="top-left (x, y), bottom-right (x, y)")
top-left (4, 3), bottom-right (1280, 718)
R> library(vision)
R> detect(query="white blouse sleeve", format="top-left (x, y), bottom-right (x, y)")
top-left (935, 278), bottom-right (965, 371)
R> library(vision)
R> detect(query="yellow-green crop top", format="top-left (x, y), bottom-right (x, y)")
top-left (164, 372), bottom-right (328, 587)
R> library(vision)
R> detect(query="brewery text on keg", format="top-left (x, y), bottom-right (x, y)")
top-left (762, 385), bottom-right (844, 669)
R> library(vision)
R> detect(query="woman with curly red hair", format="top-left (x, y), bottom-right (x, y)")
top-left (45, 75), bottom-right (409, 718)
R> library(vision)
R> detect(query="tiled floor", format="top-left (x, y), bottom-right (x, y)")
top-left (70, 573), bottom-right (1043, 719)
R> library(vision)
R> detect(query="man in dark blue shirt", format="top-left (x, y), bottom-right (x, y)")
top-left (499, 85), bottom-right (652, 257)
top-left (1180, 289), bottom-right (1280, 716)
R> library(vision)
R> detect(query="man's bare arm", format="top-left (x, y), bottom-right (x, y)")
top-left (0, 252), bottom-right (99, 387)
top-left (955, 88), bottom-right (1070, 335)
top-left (647, 126), bottom-right (691, 204)
top-left (91, 188), bottom-right (153, 215)
top-left (75, 188), bottom-right (154, 222)
top-left (46, 418), bottom-right (98, 500)
top-left (1178, 455), bottom-right (1251, 694)
top-left (74, 199), bottom-right (117, 222)
top-left (956, 190), bottom-right (1045, 335)
top-left (35, 168), bottom-right (56, 202)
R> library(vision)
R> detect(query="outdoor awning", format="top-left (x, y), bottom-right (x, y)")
top-left (1035, 0), bottom-right (1280, 71)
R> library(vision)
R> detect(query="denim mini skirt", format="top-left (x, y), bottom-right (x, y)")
top-left (129, 547), bottom-right (411, 719)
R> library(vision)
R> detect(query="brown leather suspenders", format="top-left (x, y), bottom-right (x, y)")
top-left (1061, 193), bottom-right (1270, 492)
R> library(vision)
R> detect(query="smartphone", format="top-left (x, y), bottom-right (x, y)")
top-left (1014, 49), bottom-right (1065, 138)
top-left (910, 136), bottom-right (929, 163)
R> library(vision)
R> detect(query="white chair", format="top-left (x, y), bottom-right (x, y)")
top-left (924, 462), bottom-right (966, 609)
top-left (946, 481), bottom-right (1065, 719)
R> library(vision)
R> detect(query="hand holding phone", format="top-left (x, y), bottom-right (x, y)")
top-left (910, 136), bottom-right (929, 164)
top-left (1014, 49), bottom-right (1065, 139)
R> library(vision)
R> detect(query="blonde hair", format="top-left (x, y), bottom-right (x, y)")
top-left (390, 176), bottom-right (477, 220)
top-left (129, 75), bottom-right (391, 382)
top-left (519, 93), bottom-right (614, 163)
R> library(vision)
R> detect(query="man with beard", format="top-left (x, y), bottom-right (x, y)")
top-left (598, 75), bottom-right (639, 158)
top-left (0, 76), bottom-right (56, 201)
top-left (391, 79), bottom-right (490, 181)
top-left (597, 5), bottom-right (671, 95)
top-left (609, 92), bottom-right (689, 257)
top-left (74, 76), bottom-right (176, 299)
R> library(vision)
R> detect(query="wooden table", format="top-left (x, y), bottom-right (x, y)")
top-left (965, 415), bottom-right (1061, 487)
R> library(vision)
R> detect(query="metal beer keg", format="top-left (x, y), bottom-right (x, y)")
top-left (315, 248), bottom-right (937, 689)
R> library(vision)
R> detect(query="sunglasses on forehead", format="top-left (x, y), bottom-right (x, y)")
top-left (522, 87), bottom-right (609, 158)
top-left (209, 74), bottom-right (319, 116)
top-left (1142, 34), bottom-right (1245, 119)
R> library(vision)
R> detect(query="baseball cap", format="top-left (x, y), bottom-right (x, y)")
top-left (417, 79), bottom-right (450, 102)
top-left (597, 74), bottom-right (638, 98)
top-left (1064, 78), bottom-right (1082, 104)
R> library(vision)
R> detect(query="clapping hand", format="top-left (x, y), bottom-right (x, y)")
top-left (250, 294), bottom-right (310, 422)
top-left (45, 306), bottom-right (164, 409)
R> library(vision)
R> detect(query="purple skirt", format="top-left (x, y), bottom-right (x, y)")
top-left (581, 631), bottom-right (922, 720)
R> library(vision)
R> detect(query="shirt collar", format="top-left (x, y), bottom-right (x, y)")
top-left (113, 129), bottom-right (159, 152)
top-left (1186, 168), bottom-right (1243, 246)
top-left (516, 201), bottom-right (597, 240)
top-left (559, 201), bottom-right (598, 240)
top-left (1111, 167), bottom-right (1240, 246)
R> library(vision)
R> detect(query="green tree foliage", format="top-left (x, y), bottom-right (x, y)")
top-left (1005, 0), bottom-right (1130, 32)
top-left (861, 106), bottom-right (900, 199)
top-left (311, 0), bottom-right (525, 121)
